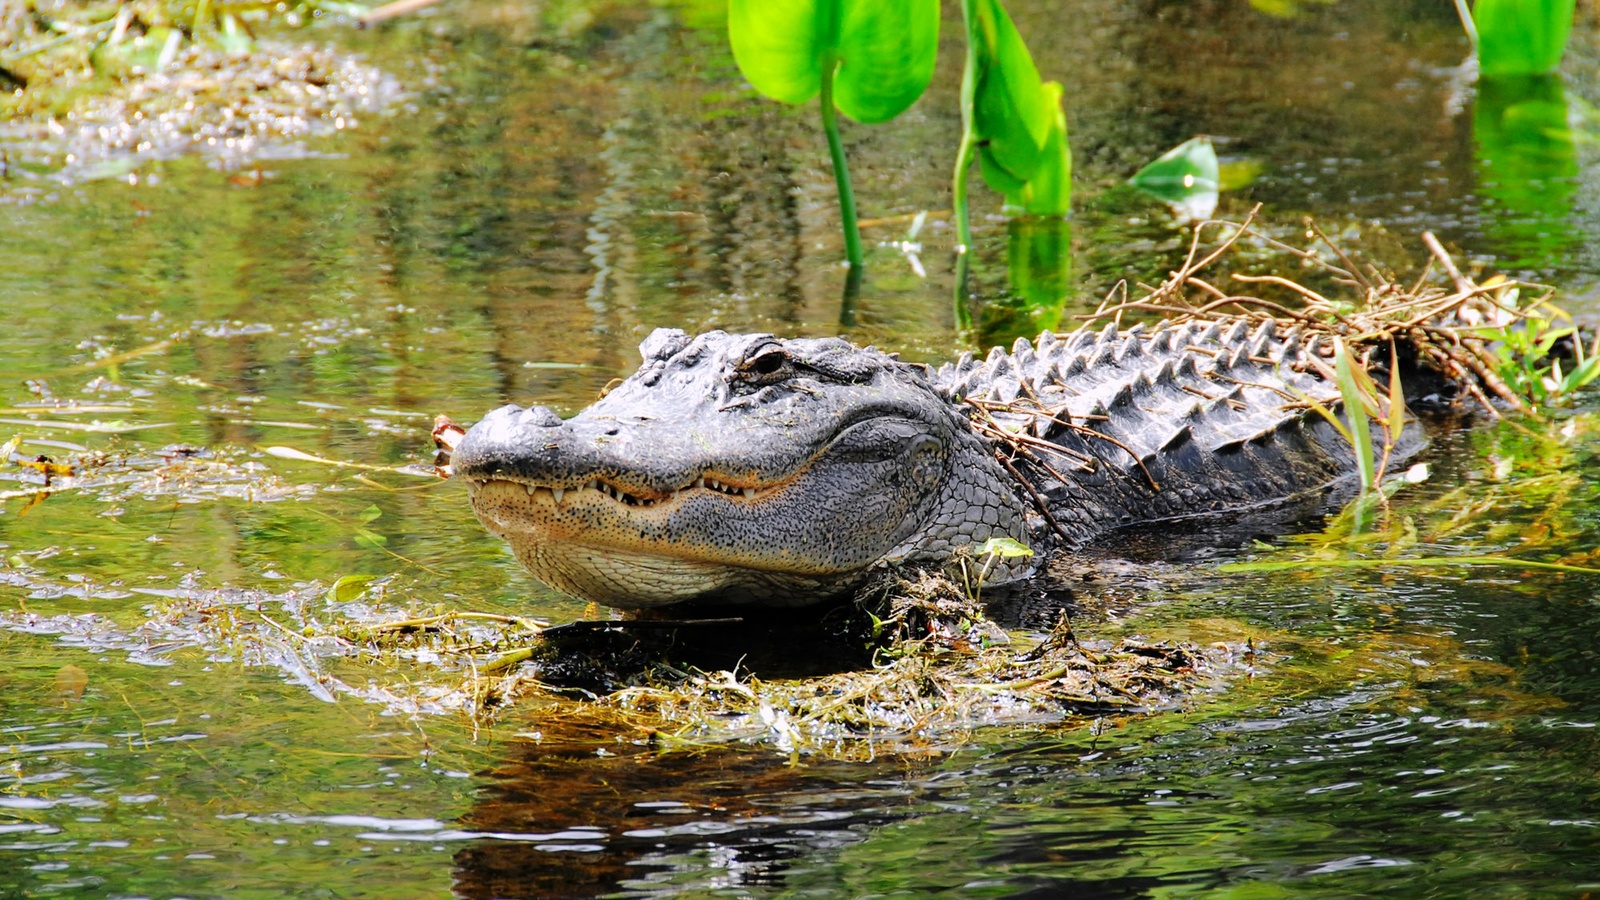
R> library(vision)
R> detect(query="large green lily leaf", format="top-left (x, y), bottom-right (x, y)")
top-left (835, 0), bottom-right (940, 123)
top-left (971, 0), bottom-right (1053, 191)
top-left (1475, 0), bottom-right (1575, 77)
top-left (728, 0), bottom-right (829, 106)
top-left (728, 0), bottom-right (938, 123)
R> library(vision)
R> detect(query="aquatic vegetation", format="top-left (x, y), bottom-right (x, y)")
top-left (1224, 406), bottom-right (1600, 581)
top-left (1129, 135), bottom-right (1222, 221)
top-left (727, 0), bottom-right (940, 277)
top-left (1465, 0), bottom-right (1576, 77)
top-left (725, 0), bottom-right (1070, 297)
top-left (954, 0), bottom-right (1072, 222)
top-left (1468, 285), bottom-right (1600, 408)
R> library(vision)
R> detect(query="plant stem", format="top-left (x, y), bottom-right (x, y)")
top-left (952, 0), bottom-right (980, 330)
top-left (1452, 0), bottom-right (1478, 49)
top-left (952, 130), bottom-right (976, 256)
top-left (953, 250), bottom-right (973, 332)
top-left (818, 53), bottom-right (864, 274)
top-left (954, 0), bottom-right (979, 256)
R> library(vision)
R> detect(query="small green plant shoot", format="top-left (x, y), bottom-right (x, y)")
top-left (1470, 281), bottom-right (1600, 408)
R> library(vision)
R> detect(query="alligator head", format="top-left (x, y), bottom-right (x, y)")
top-left (453, 329), bottom-right (1030, 609)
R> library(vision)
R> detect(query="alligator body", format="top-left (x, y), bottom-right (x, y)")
top-left (454, 320), bottom-right (1423, 609)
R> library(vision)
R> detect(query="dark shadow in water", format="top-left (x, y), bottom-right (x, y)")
top-left (526, 604), bottom-right (879, 696)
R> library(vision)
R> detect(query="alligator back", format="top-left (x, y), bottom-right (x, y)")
top-left (935, 318), bottom-right (1424, 547)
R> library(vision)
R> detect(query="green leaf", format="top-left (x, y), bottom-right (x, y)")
top-left (1475, 0), bottom-right (1575, 77)
top-left (354, 529), bottom-right (388, 549)
top-left (358, 504), bottom-right (383, 524)
top-left (1130, 136), bottom-right (1221, 218)
top-left (1218, 158), bottom-right (1265, 191)
top-left (1003, 81), bottom-right (1072, 216)
top-left (971, 0), bottom-right (1053, 190)
top-left (327, 574), bottom-right (378, 603)
top-left (1334, 339), bottom-right (1376, 494)
top-left (1385, 347), bottom-right (1407, 452)
top-left (214, 12), bottom-right (255, 57)
top-left (1562, 356), bottom-right (1600, 392)
top-left (976, 536), bottom-right (1033, 558)
top-left (835, 0), bottom-right (940, 123)
top-left (728, 0), bottom-right (827, 105)
top-left (727, 0), bottom-right (938, 123)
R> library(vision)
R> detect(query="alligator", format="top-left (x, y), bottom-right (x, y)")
top-left (452, 319), bottom-right (1427, 610)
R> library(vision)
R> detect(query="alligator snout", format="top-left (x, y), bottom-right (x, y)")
top-left (452, 404), bottom-right (578, 482)
top-left (453, 402), bottom-right (716, 493)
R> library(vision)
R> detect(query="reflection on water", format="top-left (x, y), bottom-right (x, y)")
top-left (3, 0), bottom-right (1600, 896)
top-left (1475, 73), bottom-right (1582, 272)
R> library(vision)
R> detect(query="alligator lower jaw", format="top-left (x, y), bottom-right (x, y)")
top-left (464, 478), bottom-right (845, 609)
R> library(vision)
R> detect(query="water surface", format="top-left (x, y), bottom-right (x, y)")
top-left (3, 1), bottom-right (1600, 896)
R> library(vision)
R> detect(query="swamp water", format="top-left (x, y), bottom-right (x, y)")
top-left (3, 1), bottom-right (1600, 896)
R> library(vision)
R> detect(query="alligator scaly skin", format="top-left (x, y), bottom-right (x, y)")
top-left (939, 318), bottom-right (1419, 553)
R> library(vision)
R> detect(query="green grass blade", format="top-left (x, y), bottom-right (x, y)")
top-left (1334, 339), bottom-right (1375, 493)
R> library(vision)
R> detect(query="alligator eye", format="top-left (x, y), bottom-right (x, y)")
top-left (750, 349), bottom-right (786, 375)
top-left (740, 346), bottom-right (793, 383)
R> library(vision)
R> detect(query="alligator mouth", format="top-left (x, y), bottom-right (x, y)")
top-left (467, 474), bottom-right (768, 508)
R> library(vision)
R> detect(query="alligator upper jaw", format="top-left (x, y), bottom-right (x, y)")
top-left (463, 473), bottom-right (771, 509)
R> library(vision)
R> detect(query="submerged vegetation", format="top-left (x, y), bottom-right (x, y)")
top-left (0, 0), bottom-right (397, 188)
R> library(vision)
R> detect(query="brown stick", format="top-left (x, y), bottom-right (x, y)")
top-left (1421, 231), bottom-right (1475, 295)
top-left (993, 451), bottom-right (1074, 543)
top-left (1307, 219), bottom-right (1375, 293)
top-left (1229, 273), bottom-right (1335, 307)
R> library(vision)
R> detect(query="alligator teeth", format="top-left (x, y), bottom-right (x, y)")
top-left (524, 483), bottom-right (537, 496)
top-left (742, 487), bottom-right (756, 499)
top-left (551, 487), bottom-right (564, 503)
top-left (698, 476), bottom-right (749, 496)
